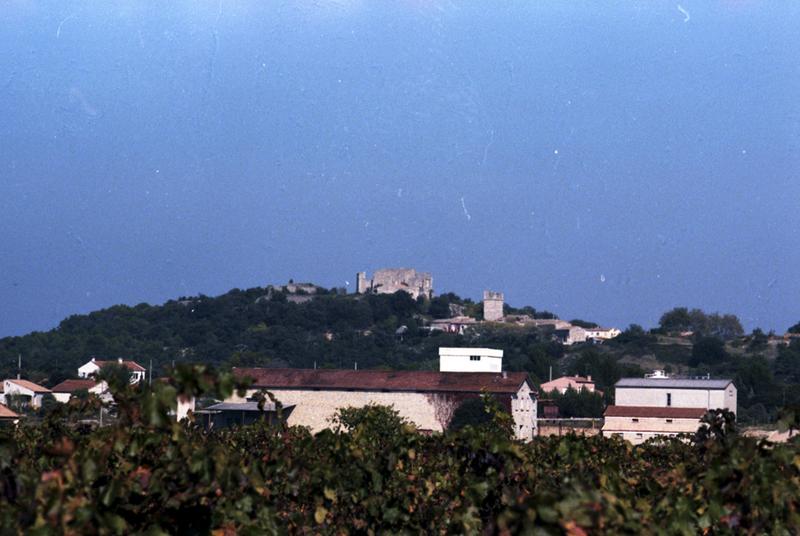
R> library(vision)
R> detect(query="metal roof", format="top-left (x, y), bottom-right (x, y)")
top-left (201, 401), bottom-right (293, 412)
top-left (615, 378), bottom-right (733, 390)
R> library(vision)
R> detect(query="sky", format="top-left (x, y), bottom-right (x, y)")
top-left (0, 0), bottom-right (798, 338)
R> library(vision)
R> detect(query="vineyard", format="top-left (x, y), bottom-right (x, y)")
top-left (1, 367), bottom-right (799, 535)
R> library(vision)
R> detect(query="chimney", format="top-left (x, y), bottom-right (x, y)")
top-left (118, 358), bottom-right (123, 364)
top-left (587, 375), bottom-right (592, 382)
top-left (502, 371), bottom-right (507, 379)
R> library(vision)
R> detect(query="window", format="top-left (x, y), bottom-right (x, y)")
top-left (632, 418), bottom-right (639, 423)
top-left (469, 356), bottom-right (481, 361)
top-left (666, 419), bottom-right (673, 423)
top-left (667, 393), bottom-right (672, 406)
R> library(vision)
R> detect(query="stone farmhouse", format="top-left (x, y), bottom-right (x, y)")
top-left (603, 375), bottom-right (736, 444)
top-left (225, 367), bottom-right (538, 440)
top-left (356, 268), bottom-right (433, 300)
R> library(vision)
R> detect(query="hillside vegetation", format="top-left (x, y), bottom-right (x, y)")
top-left (2, 286), bottom-right (799, 423)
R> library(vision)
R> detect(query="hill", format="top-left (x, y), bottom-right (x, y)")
top-left (1, 284), bottom-right (798, 424)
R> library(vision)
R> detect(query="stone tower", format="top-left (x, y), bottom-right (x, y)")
top-left (356, 272), bottom-right (370, 294)
top-left (483, 290), bottom-right (504, 322)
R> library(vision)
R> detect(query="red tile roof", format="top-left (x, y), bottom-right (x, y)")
top-left (6, 379), bottom-right (51, 393)
top-left (233, 368), bottom-right (533, 394)
top-left (94, 360), bottom-right (146, 372)
top-left (51, 379), bottom-right (98, 393)
top-left (0, 404), bottom-right (19, 419)
top-left (604, 406), bottom-right (707, 419)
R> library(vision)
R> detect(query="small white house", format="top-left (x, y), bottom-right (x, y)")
top-left (1, 379), bottom-right (51, 409)
top-left (51, 379), bottom-right (108, 403)
top-left (78, 358), bottom-right (146, 384)
top-left (438, 347), bottom-right (503, 372)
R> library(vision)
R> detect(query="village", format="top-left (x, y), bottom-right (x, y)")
top-left (0, 267), bottom-right (769, 444)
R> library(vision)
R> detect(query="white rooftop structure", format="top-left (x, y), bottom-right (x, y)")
top-left (439, 347), bottom-right (503, 373)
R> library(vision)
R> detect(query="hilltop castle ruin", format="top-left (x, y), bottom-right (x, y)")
top-left (356, 268), bottom-right (433, 300)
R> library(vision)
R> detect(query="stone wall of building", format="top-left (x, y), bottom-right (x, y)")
top-left (602, 415), bottom-right (702, 444)
top-left (483, 290), bottom-right (504, 322)
top-left (355, 268), bottom-right (433, 299)
top-left (228, 386), bottom-right (535, 440)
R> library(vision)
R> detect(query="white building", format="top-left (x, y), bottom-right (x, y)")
top-left (613, 377), bottom-right (737, 415)
top-left (51, 379), bottom-right (108, 403)
top-left (439, 347), bottom-right (503, 373)
top-left (1, 379), bottom-right (51, 409)
top-left (78, 358), bottom-right (146, 384)
top-left (603, 376), bottom-right (737, 444)
top-left (584, 327), bottom-right (621, 340)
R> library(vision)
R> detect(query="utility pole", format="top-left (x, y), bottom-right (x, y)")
top-left (17, 354), bottom-right (21, 380)
top-left (149, 359), bottom-right (152, 386)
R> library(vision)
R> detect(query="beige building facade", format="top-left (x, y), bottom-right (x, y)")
top-left (604, 377), bottom-right (736, 444)
top-left (614, 378), bottom-right (737, 415)
top-left (228, 368), bottom-right (537, 440)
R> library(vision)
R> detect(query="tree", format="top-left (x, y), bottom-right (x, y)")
top-left (548, 387), bottom-right (605, 418)
top-left (448, 397), bottom-right (493, 431)
top-left (788, 322), bottom-right (800, 334)
top-left (659, 307), bottom-right (692, 333)
top-left (330, 404), bottom-right (411, 441)
top-left (690, 337), bottom-right (727, 367)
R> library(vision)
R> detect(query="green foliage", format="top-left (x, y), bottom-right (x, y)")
top-left (448, 397), bottom-right (492, 431)
top-left (690, 336), bottom-right (728, 366)
top-left (659, 307), bottom-right (744, 340)
top-left (447, 393), bottom-right (513, 439)
top-left (1, 369), bottom-right (799, 533)
top-left (547, 387), bottom-right (605, 418)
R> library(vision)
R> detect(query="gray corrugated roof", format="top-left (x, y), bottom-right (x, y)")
top-left (615, 378), bottom-right (733, 389)
top-left (201, 401), bottom-right (292, 412)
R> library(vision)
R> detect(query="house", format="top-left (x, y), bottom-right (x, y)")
top-left (584, 327), bottom-right (621, 340)
top-left (194, 401), bottom-right (295, 430)
top-left (1, 379), bottom-right (51, 409)
top-left (438, 347), bottom-right (503, 373)
top-left (553, 326), bottom-right (587, 345)
top-left (429, 316), bottom-right (478, 335)
top-left (602, 375), bottom-right (737, 444)
top-left (0, 403), bottom-right (21, 426)
top-left (51, 379), bottom-right (108, 403)
top-left (540, 375), bottom-right (597, 394)
top-left (78, 358), bottom-right (146, 384)
top-left (227, 368), bottom-right (538, 440)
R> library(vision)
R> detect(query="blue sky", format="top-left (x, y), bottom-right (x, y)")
top-left (1, 0), bottom-right (798, 337)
